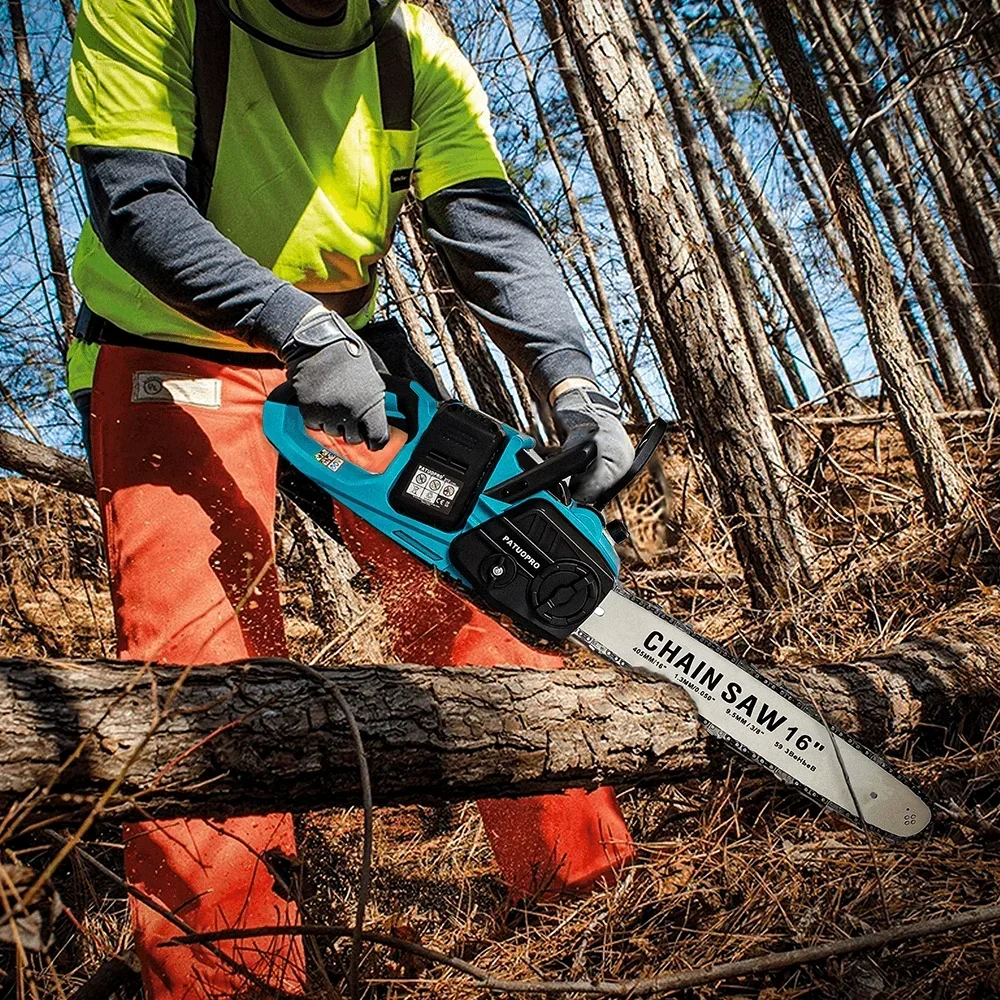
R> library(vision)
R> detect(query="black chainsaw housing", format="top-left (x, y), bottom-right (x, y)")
top-left (449, 498), bottom-right (616, 640)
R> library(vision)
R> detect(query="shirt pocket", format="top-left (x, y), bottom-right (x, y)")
top-left (357, 127), bottom-right (419, 239)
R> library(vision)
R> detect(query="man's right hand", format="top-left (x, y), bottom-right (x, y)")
top-left (281, 306), bottom-right (389, 449)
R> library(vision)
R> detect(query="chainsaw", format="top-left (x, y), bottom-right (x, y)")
top-left (264, 377), bottom-right (931, 839)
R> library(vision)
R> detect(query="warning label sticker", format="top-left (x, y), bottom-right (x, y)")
top-left (404, 464), bottom-right (460, 512)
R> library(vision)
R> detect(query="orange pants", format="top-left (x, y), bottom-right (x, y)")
top-left (89, 343), bottom-right (633, 999)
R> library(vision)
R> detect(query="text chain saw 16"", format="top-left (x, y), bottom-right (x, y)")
top-left (264, 378), bottom-right (931, 838)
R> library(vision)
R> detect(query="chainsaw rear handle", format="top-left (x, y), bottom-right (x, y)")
top-left (263, 377), bottom-right (433, 518)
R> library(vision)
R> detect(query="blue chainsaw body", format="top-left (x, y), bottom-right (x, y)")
top-left (263, 379), bottom-right (621, 640)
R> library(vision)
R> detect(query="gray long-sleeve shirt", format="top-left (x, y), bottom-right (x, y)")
top-left (77, 146), bottom-right (596, 399)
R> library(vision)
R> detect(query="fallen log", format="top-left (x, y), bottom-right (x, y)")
top-left (2, 625), bottom-right (998, 822)
top-left (0, 431), bottom-right (93, 496)
top-left (770, 625), bottom-right (1000, 748)
top-left (0, 657), bottom-right (705, 822)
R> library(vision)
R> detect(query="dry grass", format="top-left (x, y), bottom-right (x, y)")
top-left (3, 412), bottom-right (1000, 998)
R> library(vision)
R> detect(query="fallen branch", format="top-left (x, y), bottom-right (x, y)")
top-left (772, 408), bottom-right (992, 427)
top-left (163, 901), bottom-right (1000, 995)
top-left (0, 430), bottom-right (92, 496)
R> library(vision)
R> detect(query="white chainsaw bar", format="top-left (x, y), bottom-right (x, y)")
top-left (575, 586), bottom-right (931, 838)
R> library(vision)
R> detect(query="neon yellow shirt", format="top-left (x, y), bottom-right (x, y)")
top-left (65, 0), bottom-right (506, 371)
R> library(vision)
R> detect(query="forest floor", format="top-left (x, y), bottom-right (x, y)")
top-left (2, 411), bottom-right (1000, 999)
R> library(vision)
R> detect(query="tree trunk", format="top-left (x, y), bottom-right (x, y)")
top-left (882, 0), bottom-right (1000, 363)
top-left (401, 0), bottom-right (524, 428)
top-left (912, 0), bottom-right (1000, 207)
top-left (536, 0), bottom-right (687, 422)
top-left (57, 0), bottom-right (76, 34)
top-left (632, 0), bottom-right (791, 416)
top-left (498, 0), bottom-right (646, 423)
top-left (423, 248), bottom-right (522, 425)
top-left (805, 0), bottom-right (990, 408)
top-left (548, 0), bottom-right (817, 603)
top-left (863, 3), bottom-right (1000, 387)
top-left (656, 1), bottom-right (858, 411)
top-left (507, 358), bottom-right (546, 444)
top-left (8, 0), bottom-right (76, 351)
top-left (4, 620), bottom-right (997, 821)
top-left (734, 201), bottom-right (830, 400)
top-left (756, 0), bottom-right (969, 523)
top-left (280, 501), bottom-right (386, 663)
top-left (399, 211), bottom-right (475, 405)
top-left (756, 282), bottom-right (811, 405)
top-left (382, 249), bottom-right (438, 372)
top-left (722, 0), bottom-right (862, 312)
top-left (955, 0), bottom-right (1000, 95)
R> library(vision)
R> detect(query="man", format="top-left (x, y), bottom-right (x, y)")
top-left (65, 0), bottom-right (636, 995)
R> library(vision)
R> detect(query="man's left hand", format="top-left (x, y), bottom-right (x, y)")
top-left (550, 380), bottom-right (635, 507)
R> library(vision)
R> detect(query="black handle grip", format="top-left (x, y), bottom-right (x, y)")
top-left (485, 422), bottom-right (598, 505)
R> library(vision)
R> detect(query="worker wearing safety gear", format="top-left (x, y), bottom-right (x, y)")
top-left (65, 0), bottom-right (636, 995)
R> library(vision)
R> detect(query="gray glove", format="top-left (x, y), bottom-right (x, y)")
top-left (280, 306), bottom-right (389, 449)
top-left (551, 385), bottom-right (635, 506)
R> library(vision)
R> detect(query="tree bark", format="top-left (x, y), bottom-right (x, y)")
top-left (756, 281), bottom-right (810, 405)
top-left (536, 0), bottom-right (688, 422)
top-left (398, 209), bottom-right (520, 425)
top-left (722, 0), bottom-right (862, 312)
top-left (425, 252), bottom-right (522, 425)
top-left (632, 0), bottom-right (791, 416)
top-left (954, 0), bottom-right (1000, 96)
top-left (912, 0), bottom-right (1000, 209)
top-left (755, 0), bottom-right (969, 523)
top-left (0, 431), bottom-right (93, 496)
top-left (882, 0), bottom-right (1000, 363)
top-left (280, 500), bottom-right (385, 663)
top-left (549, 0), bottom-right (816, 604)
top-left (57, 0), bottom-right (76, 34)
top-left (382, 249), bottom-right (438, 372)
top-left (3, 623), bottom-right (997, 821)
top-left (7, 0), bottom-right (76, 350)
top-left (402, 0), bottom-right (521, 428)
top-left (656, 1), bottom-right (857, 411)
top-left (498, 0), bottom-right (647, 423)
top-left (399, 211), bottom-right (475, 405)
top-left (0, 657), bottom-right (705, 821)
top-left (805, 0), bottom-right (992, 408)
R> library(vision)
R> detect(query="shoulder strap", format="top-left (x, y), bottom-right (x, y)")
top-left (192, 0), bottom-right (232, 210)
top-left (373, 2), bottom-right (414, 131)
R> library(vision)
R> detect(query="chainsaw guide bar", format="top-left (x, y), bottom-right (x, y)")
top-left (575, 587), bottom-right (931, 838)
